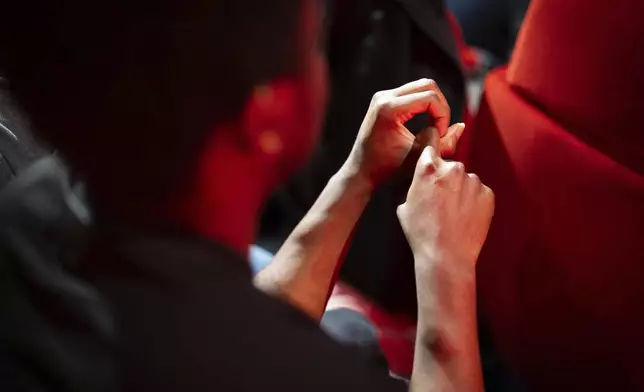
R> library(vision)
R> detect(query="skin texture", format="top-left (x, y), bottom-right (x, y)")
top-left (254, 78), bottom-right (465, 320)
top-left (178, 2), bottom-right (492, 391)
top-left (399, 129), bottom-right (494, 392)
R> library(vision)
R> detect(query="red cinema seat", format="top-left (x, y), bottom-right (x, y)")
top-left (461, 0), bottom-right (644, 390)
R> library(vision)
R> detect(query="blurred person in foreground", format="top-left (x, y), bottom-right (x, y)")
top-left (0, 1), bottom-right (494, 391)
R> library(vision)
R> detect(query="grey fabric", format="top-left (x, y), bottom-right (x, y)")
top-left (321, 309), bottom-right (389, 371)
top-left (0, 84), bottom-right (46, 190)
top-left (77, 231), bottom-right (408, 391)
top-left (321, 309), bottom-right (378, 347)
top-left (0, 156), bottom-right (114, 392)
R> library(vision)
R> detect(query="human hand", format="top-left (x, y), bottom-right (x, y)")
top-left (397, 128), bottom-right (494, 274)
top-left (344, 79), bottom-right (465, 187)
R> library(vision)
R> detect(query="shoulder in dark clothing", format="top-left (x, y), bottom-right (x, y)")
top-left (0, 156), bottom-right (114, 392)
top-left (78, 231), bottom-right (407, 391)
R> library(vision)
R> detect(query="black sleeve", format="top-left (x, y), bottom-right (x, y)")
top-left (219, 295), bottom-right (409, 391)
top-left (107, 273), bottom-right (408, 391)
top-left (82, 236), bottom-right (410, 391)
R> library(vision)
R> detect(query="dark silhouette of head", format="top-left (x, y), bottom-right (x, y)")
top-left (0, 1), bottom-right (327, 234)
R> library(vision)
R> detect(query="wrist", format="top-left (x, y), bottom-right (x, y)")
top-left (337, 160), bottom-right (376, 195)
top-left (414, 255), bottom-right (478, 342)
top-left (412, 247), bottom-right (476, 287)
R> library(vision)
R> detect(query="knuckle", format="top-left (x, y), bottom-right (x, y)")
top-left (371, 91), bottom-right (387, 106)
top-left (443, 162), bottom-right (466, 183)
top-left (372, 96), bottom-right (393, 113)
top-left (450, 161), bottom-right (465, 174)
top-left (396, 204), bottom-right (407, 218)
top-left (420, 159), bottom-right (438, 175)
top-left (426, 90), bottom-right (440, 101)
top-left (468, 172), bottom-right (480, 183)
top-left (421, 78), bottom-right (437, 88)
top-left (483, 185), bottom-right (495, 203)
top-left (378, 99), bottom-right (393, 113)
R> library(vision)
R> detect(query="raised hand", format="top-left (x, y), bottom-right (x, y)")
top-left (397, 128), bottom-right (494, 272)
top-left (344, 79), bottom-right (465, 186)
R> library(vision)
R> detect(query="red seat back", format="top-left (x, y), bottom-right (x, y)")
top-left (460, 1), bottom-right (644, 389)
top-left (462, 0), bottom-right (644, 391)
top-left (469, 71), bottom-right (644, 390)
top-left (507, 0), bottom-right (644, 174)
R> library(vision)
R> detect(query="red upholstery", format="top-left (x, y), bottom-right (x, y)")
top-left (507, 0), bottom-right (644, 175)
top-left (461, 1), bottom-right (644, 389)
top-left (446, 11), bottom-right (480, 74)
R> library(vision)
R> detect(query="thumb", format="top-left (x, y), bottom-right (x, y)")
top-left (440, 123), bottom-right (466, 157)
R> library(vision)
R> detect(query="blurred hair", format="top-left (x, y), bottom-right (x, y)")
top-left (0, 1), bottom-right (304, 213)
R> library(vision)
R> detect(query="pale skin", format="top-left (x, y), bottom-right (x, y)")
top-left (254, 78), bottom-right (494, 391)
top-left (254, 78), bottom-right (464, 319)
top-left (399, 129), bottom-right (493, 392)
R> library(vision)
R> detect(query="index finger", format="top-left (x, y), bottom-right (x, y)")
top-left (414, 127), bottom-right (442, 175)
top-left (427, 126), bottom-right (441, 153)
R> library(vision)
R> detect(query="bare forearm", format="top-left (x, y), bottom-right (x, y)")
top-left (410, 254), bottom-right (483, 392)
top-left (254, 163), bottom-right (373, 320)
